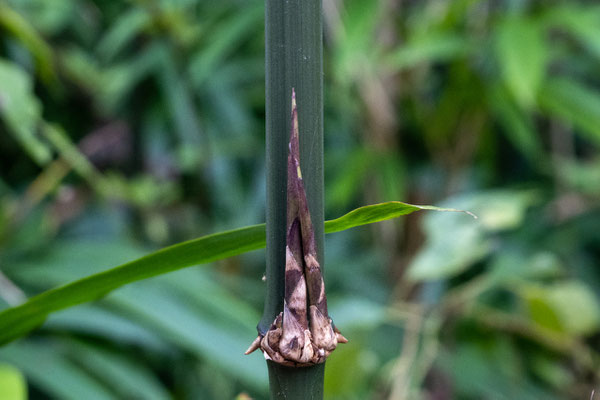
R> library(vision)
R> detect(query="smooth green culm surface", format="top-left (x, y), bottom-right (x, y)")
top-left (262, 0), bottom-right (324, 397)
top-left (261, 0), bottom-right (324, 334)
top-left (267, 362), bottom-right (324, 400)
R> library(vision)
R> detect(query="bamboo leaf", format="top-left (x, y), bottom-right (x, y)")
top-left (495, 16), bottom-right (548, 108)
top-left (0, 223), bottom-right (266, 346)
top-left (0, 202), bottom-right (470, 345)
top-left (0, 363), bottom-right (27, 400)
top-left (538, 77), bottom-right (600, 145)
top-left (0, 4), bottom-right (57, 85)
top-left (324, 202), bottom-right (472, 233)
top-left (519, 281), bottom-right (600, 335)
top-left (0, 342), bottom-right (114, 400)
top-left (385, 33), bottom-right (471, 70)
top-left (58, 341), bottom-right (171, 400)
top-left (0, 60), bottom-right (50, 164)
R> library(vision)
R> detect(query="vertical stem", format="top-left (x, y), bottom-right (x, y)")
top-left (267, 362), bottom-right (324, 399)
top-left (262, 0), bottom-right (324, 398)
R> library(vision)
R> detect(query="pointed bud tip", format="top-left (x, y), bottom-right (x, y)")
top-left (336, 333), bottom-right (349, 343)
top-left (245, 336), bottom-right (262, 355)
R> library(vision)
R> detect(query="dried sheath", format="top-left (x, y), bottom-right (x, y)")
top-left (246, 89), bottom-right (346, 366)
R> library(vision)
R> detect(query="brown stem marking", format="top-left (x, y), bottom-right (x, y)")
top-left (246, 89), bottom-right (346, 366)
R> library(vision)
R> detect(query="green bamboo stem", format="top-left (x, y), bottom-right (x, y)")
top-left (267, 362), bottom-right (325, 400)
top-left (261, 0), bottom-right (324, 397)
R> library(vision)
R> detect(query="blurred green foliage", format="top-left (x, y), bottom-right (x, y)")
top-left (1, 0), bottom-right (599, 399)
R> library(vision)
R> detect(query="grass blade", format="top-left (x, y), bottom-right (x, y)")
top-left (0, 202), bottom-right (469, 345)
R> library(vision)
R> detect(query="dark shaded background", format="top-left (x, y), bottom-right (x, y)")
top-left (1, 0), bottom-right (599, 398)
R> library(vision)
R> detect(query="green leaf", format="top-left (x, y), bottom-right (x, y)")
top-left (489, 83), bottom-right (544, 163)
top-left (519, 282), bottom-right (600, 335)
top-left (407, 190), bottom-right (536, 281)
top-left (529, 352), bottom-right (573, 389)
top-left (0, 342), bottom-right (114, 400)
top-left (386, 33), bottom-right (471, 70)
top-left (0, 4), bottom-right (56, 85)
top-left (0, 60), bottom-right (50, 164)
top-left (544, 5), bottom-right (600, 61)
top-left (0, 201), bottom-right (467, 345)
top-left (408, 222), bottom-right (489, 282)
top-left (0, 363), bottom-right (27, 400)
top-left (159, 48), bottom-right (203, 156)
top-left (188, 2), bottom-right (263, 88)
top-left (333, 0), bottom-right (381, 84)
top-left (490, 250), bottom-right (564, 283)
top-left (441, 341), bottom-right (558, 400)
top-left (0, 223), bottom-right (266, 345)
top-left (6, 0), bottom-right (74, 36)
top-left (538, 77), bottom-right (600, 145)
top-left (495, 16), bottom-right (548, 107)
top-left (6, 240), bottom-right (268, 390)
top-left (556, 157), bottom-right (600, 196)
top-left (96, 9), bottom-right (150, 62)
top-left (61, 45), bottom-right (163, 114)
top-left (325, 202), bottom-right (470, 234)
top-left (107, 284), bottom-right (268, 390)
top-left (61, 341), bottom-right (171, 400)
top-left (45, 305), bottom-right (167, 350)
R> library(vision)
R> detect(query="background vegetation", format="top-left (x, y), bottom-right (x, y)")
top-left (1, 0), bottom-right (600, 398)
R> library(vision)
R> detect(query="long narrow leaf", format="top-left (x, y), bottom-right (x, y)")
top-left (0, 202), bottom-right (468, 345)
top-left (324, 202), bottom-right (470, 233)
